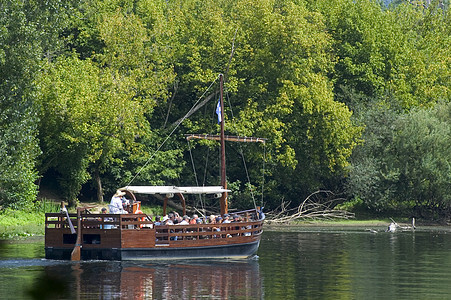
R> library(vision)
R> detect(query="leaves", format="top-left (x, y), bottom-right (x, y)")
top-left (0, 0), bottom-right (449, 216)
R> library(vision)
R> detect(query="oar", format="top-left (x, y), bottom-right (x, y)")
top-left (64, 209), bottom-right (76, 234)
top-left (60, 202), bottom-right (76, 234)
top-left (71, 208), bottom-right (82, 261)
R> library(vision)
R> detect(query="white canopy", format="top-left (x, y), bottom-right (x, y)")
top-left (122, 185), bottom-right (230, 195)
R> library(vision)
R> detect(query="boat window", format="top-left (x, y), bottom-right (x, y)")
top-left (63, 234), bottom-right (77, 244)
top-left (83, 234), bottom-right (101, 245)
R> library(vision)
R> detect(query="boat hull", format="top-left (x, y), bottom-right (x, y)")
top-left (45, 240), bottom-right (260, 261)
top-left (45, 211), bottom-right (264, 261)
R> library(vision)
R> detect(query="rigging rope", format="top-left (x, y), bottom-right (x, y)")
top-left (126, 75), bottom-right (220, 187)
top-left (224, 82), bottom-right (266, 211)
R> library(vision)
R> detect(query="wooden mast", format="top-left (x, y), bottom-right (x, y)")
top-left (183, 74), bottom-right (265, 215)
top-left (219, 74), bottom-right (228, 216)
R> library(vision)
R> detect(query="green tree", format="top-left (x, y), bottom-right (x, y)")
top-left (345, 102), bottom-right (400, 211)
top-left (391, 103), bottom-right (451, 218)
top-left (347, 102), bottom-right (451, 219)
top-left (37, 1), bottom-right (176, 205)
top-left (311, 0), bottom-right (450, 109)
top-left (0, 0), bottom-right (71, 208)
top-left (163, 0), bottom-right (362, 209)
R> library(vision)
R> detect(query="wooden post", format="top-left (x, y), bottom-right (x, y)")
top-left (219, 74), bottom-right (228, 216)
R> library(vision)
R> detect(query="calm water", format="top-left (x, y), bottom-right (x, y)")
top-left (1, 227), bottom-right (451, 299)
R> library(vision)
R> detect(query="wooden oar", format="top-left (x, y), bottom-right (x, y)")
top-left (64, 209), bottom-right (76, 235)
top-left (60, 202), bottom-right (76, 234)
top-left (71, 208), bottom-right (82, 261)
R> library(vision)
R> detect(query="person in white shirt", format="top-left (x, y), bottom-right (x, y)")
top-left (222, 214), bottom-right (231, 223)
top-left (109, 190), bottom-right (127, 214)
top-left (178, 215), bottom-right (190, 225)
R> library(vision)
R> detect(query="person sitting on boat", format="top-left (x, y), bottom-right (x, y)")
top-left (206, 215), bottom-right (219, 236)
top-left (109, 190), bottom-right (128, 214)
top-left (121, 196), bottom-right (130, 212)
top-left (232, 214), bottom-right (241, 222)
top-left (165, 213), bottom-right (175, 225)
top-left (208, 215), bottom-right (216, 224)
top-left (189, 214), bottom-right (199, 225)
top-left (101, 207), bottom-right (113, 229)
top-left (154, 216), bottom-right (161, 225)
top-left (178, 215), bottom-right (190, 225)
top-left (222, 214), bottom-right (231, 223)
top-left (172, 211), bottom-right (181, 224)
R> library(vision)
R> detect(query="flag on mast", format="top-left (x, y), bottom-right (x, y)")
top-left (215, 98), bottom-right (222, 124)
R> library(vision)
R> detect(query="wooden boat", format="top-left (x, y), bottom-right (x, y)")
top-left (44, 74), bottom-right (265, 260)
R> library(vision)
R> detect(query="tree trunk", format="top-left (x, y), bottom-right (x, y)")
top-left (95, 168), bottom-right (104, 203)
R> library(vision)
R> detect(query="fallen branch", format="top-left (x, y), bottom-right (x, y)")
top-left (265, 190), bottom-right (354, 224)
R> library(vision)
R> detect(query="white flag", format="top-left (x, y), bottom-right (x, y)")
top-left (215, 98), bottom-right (222, 124)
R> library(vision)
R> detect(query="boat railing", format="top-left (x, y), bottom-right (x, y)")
top-left (45, 211), bottom-right (264, 243)
top-left (154, 220), bottom-right (263, 243)
top-left (45, 213), bottom-right (153, 230)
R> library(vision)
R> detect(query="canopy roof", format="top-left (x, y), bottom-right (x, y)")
top-left (122, 185), bottom-right (230, 195)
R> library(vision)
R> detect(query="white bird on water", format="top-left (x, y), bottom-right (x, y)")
top-left (387, 222), bottom-right (397, 233)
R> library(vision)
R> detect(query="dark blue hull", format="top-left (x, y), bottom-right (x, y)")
top-left (45, 240), bottom-right (260, 261)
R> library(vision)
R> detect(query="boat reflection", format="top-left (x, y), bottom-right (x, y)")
top-left (38, 258), bottom-right (262, 299)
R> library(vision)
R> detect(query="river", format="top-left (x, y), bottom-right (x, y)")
top-left (1, 226), bottom-right (451, 299)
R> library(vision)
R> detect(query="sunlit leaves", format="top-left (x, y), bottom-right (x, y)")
top-left (0, 0), bottom-right (43, 209)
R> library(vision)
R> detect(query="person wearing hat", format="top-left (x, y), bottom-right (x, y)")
top-left (222, 214), bottom-right (231, 224)
top-left (109, 190), bottom-right (127, 214)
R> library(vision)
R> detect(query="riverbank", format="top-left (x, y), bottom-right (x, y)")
top-left (0, 210), bottom-right (45, 238)
top-left (0, 208), bottom-right (414, 238)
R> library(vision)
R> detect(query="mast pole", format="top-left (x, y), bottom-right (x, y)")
top-left (219, 74), bottom-right (228, 215)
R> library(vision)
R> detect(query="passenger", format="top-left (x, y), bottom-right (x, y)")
top-left (162, 215), bottom-right (169, 224)
top-left (101, 207), bottom-right (112, 229)
top-left (179, 215), bottom-right (190, 225)
top-left (257, 207), bottom-right (265, 220)
top-left (109, 190), bottom-right (127, 214)
top-left (231, 214), bottom-right (242, 236)
top-left (189, 214), bottom-right (199, 225)
top-left (165, 215), bottom-right (174, 225)
top-left (154, 216), bottom-right (161, 226)
top-left (174, 213), bottom-right (182, 224)
top-left (196, 218), bottom-right (203, 224)
top-left (232, 214), bottom-right (241, 222)
top-left (208, 215), bottom-right (215, 223)
top-left (168, 213), bottom-right (176, 224)
top-left (207, 215), bottom-right (219, 236)
top-left (222, 214), bottom-right (231, 224)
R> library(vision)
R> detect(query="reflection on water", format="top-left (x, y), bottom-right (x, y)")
top-left (2, 228), bottom-right (451, 299)
top-left (58, 259), bottom-right (262, 299)
top-left (0, 258), bottom-right (262, 299)
top-left (258, 228), bottom-right (451, 299)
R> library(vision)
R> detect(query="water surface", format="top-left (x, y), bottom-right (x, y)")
top-left (1, 227), bottom-right (450, 299)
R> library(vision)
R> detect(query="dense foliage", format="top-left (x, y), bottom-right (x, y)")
top-left (1, 0), bottom-right (449, 219)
